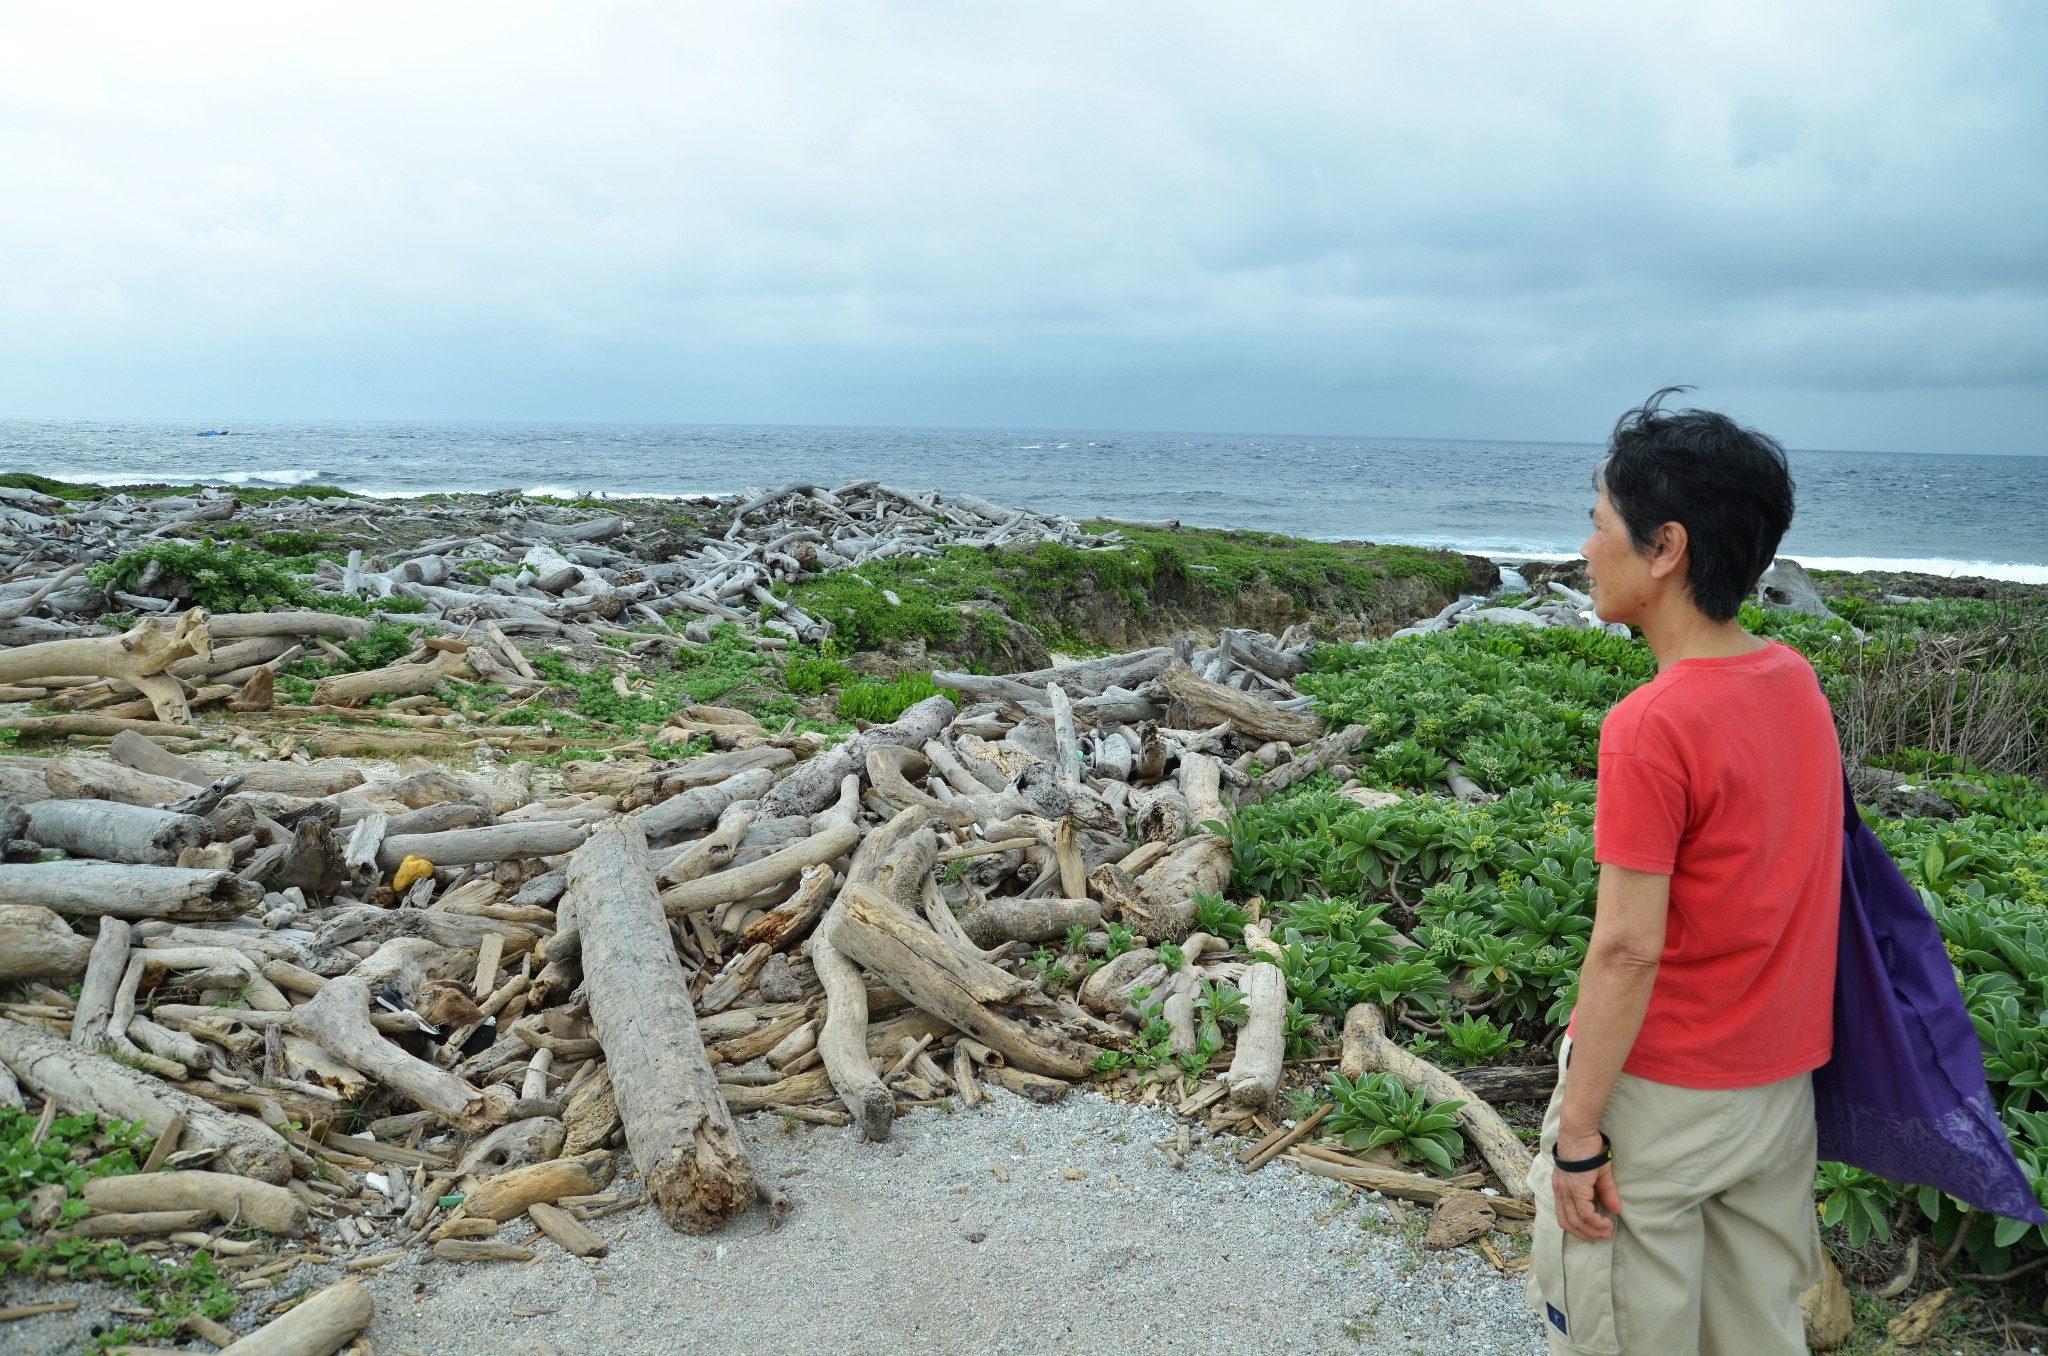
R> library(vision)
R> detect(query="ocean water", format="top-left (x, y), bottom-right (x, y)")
top-left (5, 418), bottom-right (2045, 581)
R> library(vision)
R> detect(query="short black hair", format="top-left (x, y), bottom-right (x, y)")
top-left (1596, 387), bottom-right (1795, 622)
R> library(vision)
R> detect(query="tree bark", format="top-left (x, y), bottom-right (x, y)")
top-left (0, 862), bottom-right (259, 920)
top-left (1339, 1002), bottom-right (1533, 1202)
top-left (571, 818), bottom-right (757, 1232)
top-left (24, 800), bottom-right (212, 866)
top-left (0, 1019), bottom-right (292, 1182)
top-left (0, 906), bottom-right (93, 980)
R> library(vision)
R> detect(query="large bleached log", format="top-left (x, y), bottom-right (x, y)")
top-left (0, 610), bottom-right (211, 724)
top-left (208, 611), bottom-right (374, 642)
top-left (1177, 752), bottom-right (1226, 828)
top-left (43, 756), bottom-right (195, 806)
top-left (759, 694), bottom-right (957, 817)
top-left (0, 1019), bottom-right (292, 1182)
top-left (23, 800), bottom-right (212, 866)
top-left (832, 883), bottom-right (1094, 1079)
top-left (1341, 1002), bottom-right (1533, 1202)
top-left (84, 1170), bottom-right (306, 1234)
top-left (934, 648), bottom-right (1172, 701)
top-left (958, 896), bottom-right (1101, 949)
top-left (0, 905), bottom-right (93, 979)
top-left (865, 745), bottom-right (976, 827)
top-left (660, 745), bottom-right (794, 793)
top-left (1157, 660), bottom-right (1322, 746)
top-left (1223, 922), bottom-right (1287, 1109)
top-left (1124, 834), bottom-right (1231, 942)
top-left (0, 862), bottom-right (259, 920)
top-left (659, 822), bottom-right (860, 916)
top-left (312, 648), bottom-right (471, 706)
top-left (632, 766), bottom-right (775, 844)
top-left (572, 819), bottom-right (756, 1232)
top-left (287, 977), bottom-right (505, 1130)
top-left (215, 1277), bottom-right (372, 1356)
top-left (375, 820), bottom-right (588, 873)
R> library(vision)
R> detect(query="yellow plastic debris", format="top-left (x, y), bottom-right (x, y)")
top-left (392, 855), bottom-right (435, 894)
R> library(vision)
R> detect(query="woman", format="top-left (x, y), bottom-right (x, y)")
top-left (1525, 390), bottom-right (1842, 1356)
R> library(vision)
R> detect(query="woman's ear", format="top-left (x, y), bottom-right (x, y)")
top-left (1646, 521), bottom-right (1689, 581)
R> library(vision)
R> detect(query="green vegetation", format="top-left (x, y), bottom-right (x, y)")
top-left (89, 541), bottom-right (411, 617)
top-left (1238, 599), bottom-right (2048, 1314)
top-left (1326, 1071), bottom-right (1467, 1175)
top-left (835, 671), bottom-right (958, 724)
top-left (0, 472), bottom-right (356, 503)
top-left (1, 1107), bottom-right (237, 1347)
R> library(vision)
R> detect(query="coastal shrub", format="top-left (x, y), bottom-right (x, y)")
top-left (1299, 624), bottom-right (1654, 792)
top-left (1258, 609), bottom-right (2048, 1283)
top-left (783, 644), bottom-right (855, 697)
top-left (533, 626), bottom-right (801, 729)
top-left (835, 671), bottom-right (959, 723)
top-left (88, 541), bottom-right (359, 615)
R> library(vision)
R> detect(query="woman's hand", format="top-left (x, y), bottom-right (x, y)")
top-left (1552, 1125), bottom-right (1625, 1242)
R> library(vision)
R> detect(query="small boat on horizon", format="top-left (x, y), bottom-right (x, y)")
top-left (196, 429), bottom-right (230, 436)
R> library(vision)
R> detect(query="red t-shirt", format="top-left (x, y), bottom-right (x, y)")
top-left (1586, 639), bottom-right (1843, 1089)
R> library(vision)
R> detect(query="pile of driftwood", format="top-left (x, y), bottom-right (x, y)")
top-left (0, 600), bottom-right (1551, 1347)
top-left (0, 479), bottom-right (1128, 650)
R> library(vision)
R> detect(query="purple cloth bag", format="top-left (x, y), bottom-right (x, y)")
top-left (1812, 773), bottom-right (2046, 1222)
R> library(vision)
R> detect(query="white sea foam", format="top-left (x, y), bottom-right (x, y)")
top-left (47, 467), bottom-right (329, 488)
top-left (1366, 536), bottom-right (2048, 585)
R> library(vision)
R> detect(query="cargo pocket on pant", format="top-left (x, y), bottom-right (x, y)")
top-left (1531, 1220), bottom-right (1619, 1355)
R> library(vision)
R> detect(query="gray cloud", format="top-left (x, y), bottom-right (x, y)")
top-left (0, 0), bottom-right (2042, 451)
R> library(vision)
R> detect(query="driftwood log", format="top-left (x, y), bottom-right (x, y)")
top-left (0, 1019), bottom-right (292, 1182)
top-left (375, 821), bottom-right (589, 874)
top-left (288, 977), bottom-right (506, 1131)
top-left (1157, 661), bottom-right (1321, 746)
top-left (571, 819), bottom-right (757, 1232)
top-left (1340, 1002), bottom-right (1534, 1202)
top-left (0, 610), bottom-right (211, 724)
top-left (215, 1276), bottom-right (372, 1356)
top-left (660, 822), bottom-right (860, 916)
top-left (1223, 922), bottom-right (1286, 1108)
top-left (23, 799), bottom-right (212, 866)
top-left (0, 862), bottom-right (260, 920)
top-left (0, 905), bottom-right (92, 979)
top-left (759, 694), bottom-right (956, 818)
top-left (84, 1170), bottom-right (306, 1234)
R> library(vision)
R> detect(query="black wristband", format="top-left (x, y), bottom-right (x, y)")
top-left (1552, 1132), bottom-right (1612, 1173)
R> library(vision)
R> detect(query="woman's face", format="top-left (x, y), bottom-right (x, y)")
top-left (1580, 485), bottom-right (1654, 625)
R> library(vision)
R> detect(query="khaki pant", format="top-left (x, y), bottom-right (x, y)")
top-left (1525, 1039), bottom-right (1822, 1356)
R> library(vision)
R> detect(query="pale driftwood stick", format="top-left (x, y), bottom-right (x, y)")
top-left (935, 647), bottom-right (1172, 702)
top-left (0, 1018), bottom-right (293, 1182)
top-left (127, 1016), bottom-right (209, 1070)
top-left (698, 943), bottom-right (772, 1015)
top-left (0, 610), bottom-right (211, 724)
top-left (44, 755), bottom-right (198, 805)
top-left (0, 906), bottom-right (93, 980)
top-left (0, 862), bottom-right (259, 920)
top-left (1242, 723), bottom-right (1371, 804)
top-left (24, 800), bottom-right (212, 866)
top-left (572, 818), bottom-right (756, 1232)
top-left (71, 919), bottom-right (132, 1052)
top-left (214, 1276), bottom-right (372, 1356)
top-left (1047, 684), bottom-right (1082, 790)
top-left (656, 804), bottom-right (755, 886)
top-left (287, 977), bottom-right (505, 1131)
top-left (832, 884), bottom-right (1094, 1079)
top-left (342, 811), bottom-right (386, 889)
top-left (958, 896), bottom-right (1101, 949)
top-left (375, 821), bottom-right (589, 873)
top-left (1223, 922), bottom-right (1286, 1109)
top-left (1177, 752), bottom-right (1226, 829)
top-left (1282, 1150), bottom-right (1486, 1206)
top-left (809, 919), bottom-right (892, 1141)
top-left (1340, 1002), bottom-right (1533, 1202)
top-left (104, 953), bottom-right (184, 1079)
top-left (632, 766), bottom-right (775, 844)
top-left (1157, 660), bottom-right (1322, 746)
top-left (528, 1200), bottom-right (608, 1257)
top-left (84, 1170), bottom-right (305, 1234)
top-left (738, 863), bottom-right (837, 952)
top-left (660, 822), bottom-right (860, 917)
top-left (759, 694), bottom-right (957, 818)
top-left (134, 947), bottom-right (290, 1011)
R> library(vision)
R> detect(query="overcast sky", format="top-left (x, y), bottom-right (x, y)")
top-left (1, 2), bottom-right (2043, 452)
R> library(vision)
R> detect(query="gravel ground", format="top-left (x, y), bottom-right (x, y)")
top-left (4, 1089), bottom-right (1546, 1356)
